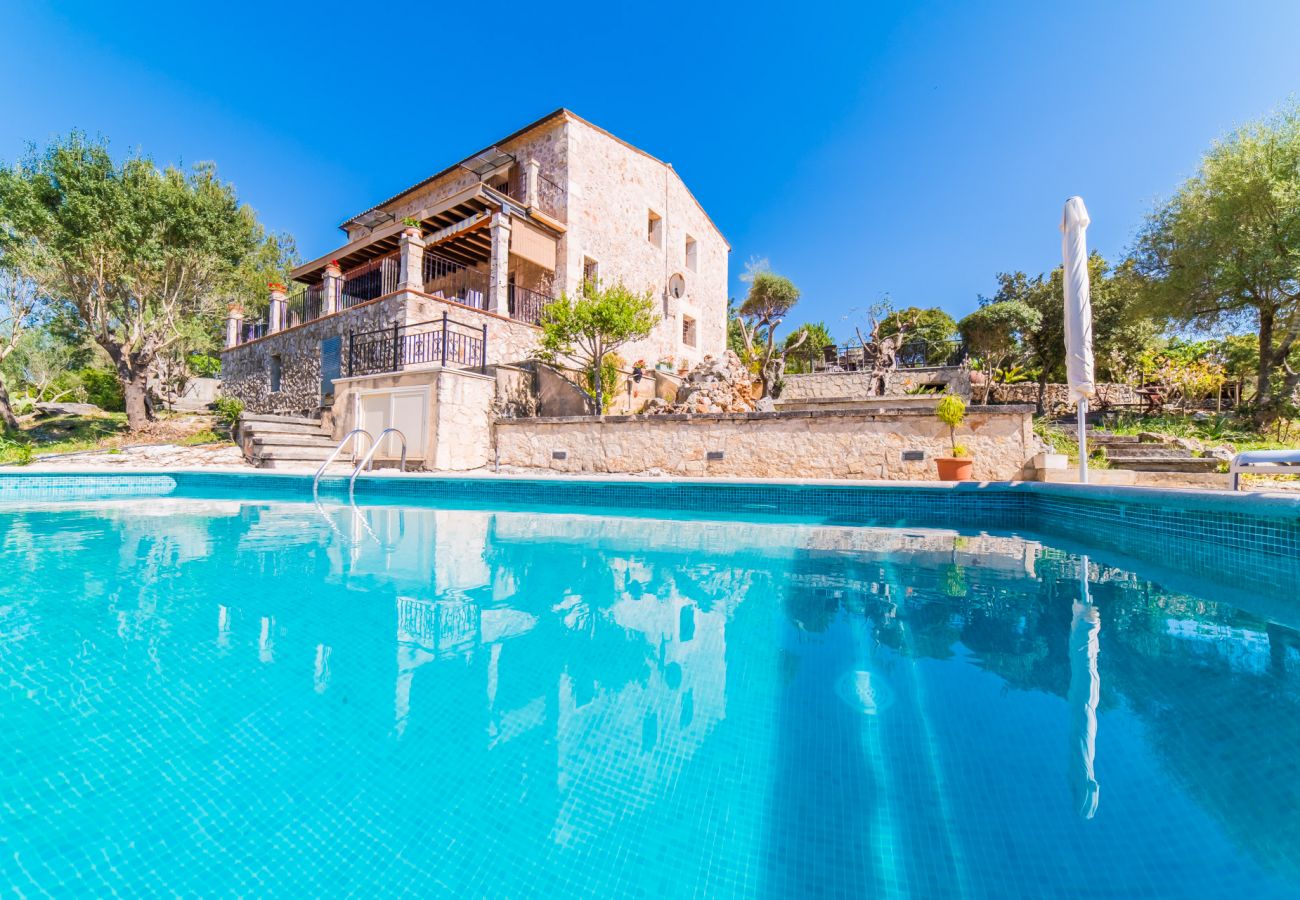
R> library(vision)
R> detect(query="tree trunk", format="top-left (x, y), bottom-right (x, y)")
top-left (1035, 373), bottom-right (1047, 416)
top-left (1254, 309), bottom-right (1278, 428)
top-left (0, 375), bottom-right (19, 432)
top-left (122, 368), bottom-right (153, 431)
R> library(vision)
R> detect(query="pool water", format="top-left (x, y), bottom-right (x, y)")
top-left (2, 495), bottom-right (1299, 897)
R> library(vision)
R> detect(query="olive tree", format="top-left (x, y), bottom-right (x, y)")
top-left (1132, 103), bottom-right (1300, 425)
top-left (736, 271), bottom-right (804, 397)
top-left (0, 255), bottom-right (45, 430)
top-left (539, 279), bottom-right (658, 414)
top-left (0, 133), bottom-right (290, 430)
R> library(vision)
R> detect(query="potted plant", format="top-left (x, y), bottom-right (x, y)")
top-left (631, 359), bottom-right (647, 383)
top-left (935, 395), bottom-right (974, 481)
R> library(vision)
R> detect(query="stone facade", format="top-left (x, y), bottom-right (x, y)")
top-left (221, 296), bottom-right (403, 415)
top-left (561, 117), bottom-right (730, 369)
top-left (781, 366), bottom-right (972, 403)
top-left (221, 290), bottom-right (544, 417)
top-left (495, 406), bottom-right (1041, 481)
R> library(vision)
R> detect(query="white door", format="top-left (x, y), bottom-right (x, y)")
top-left (356, 388), bottom-right (428, 459)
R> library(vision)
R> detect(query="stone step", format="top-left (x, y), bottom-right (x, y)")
top-left (241, 420), bottom-right (330, 436)
top-left (1104, 457), bottom-right (1223, 473)
top-left (241, 413), bottom-right (324, 427)
top-left (1100, 445), bottom-right (1190, 459)
top-left (250, 433), bottom-right (338, 448)
top-left (252, 445), bottom-right (342, 463)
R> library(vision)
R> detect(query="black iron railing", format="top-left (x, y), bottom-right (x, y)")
top-left (508, 284), bottom-right (549, 325)
top-left (285, 284), bottom-right (325, 328)
top-left (347, 313), bottom-right (488, 377)
top-left (341, 254), bottom-right (399, 309)
top-left (422, 251), bottom-right (490, 310)
top-left (240, 320), bottom-right (267, 343)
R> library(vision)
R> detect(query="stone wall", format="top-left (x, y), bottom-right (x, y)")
top-left (562, 117), bottom-right (729, 369)
top-left (495, 405), bottom-right (1040, 481)
top-left (220, 296), bottom-right (403, 415)
top-left (989, 381), bottom-right (1139, 410)
top-left (780, 366), bottom-right (972, 402)
top-left (220, 290), bottom-right (544, 416)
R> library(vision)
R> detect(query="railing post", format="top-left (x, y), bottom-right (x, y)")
top-left (392, 321), bottom-right (401, 372)
top-left (481, 323), bottom-right (488, 374)
top-left (440, 311), bottom-right (449, 367)
top-left (488, 212), bottom-right (511, 315)
top-left (347, 330), bottom-right (354, 377)
top-left (323, 262), bottom-right (342, 315)
top-left (267, 283), bottom-right (287, 334)
top-left (225, 302), bottom-right (244, 349)
top-left (398, 227), bottom-right (425, 293)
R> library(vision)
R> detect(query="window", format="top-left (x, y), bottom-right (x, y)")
top-left (682, 315), bottom-right (697, 348)
top-left (270, 354), bottom-right (282, 393)
top-left (583, 256), bottom-right (599, 287)
top-left (685, 235), bottom-right (698, 272)
top-left (647, 210), bottom-right (663, 247)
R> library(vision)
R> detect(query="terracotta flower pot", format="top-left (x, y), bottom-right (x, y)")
top-left (935, 457), bottom-right (974, 481)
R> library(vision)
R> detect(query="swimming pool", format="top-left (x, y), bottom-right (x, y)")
top-left (2, 472), bottom-right (1299, 897)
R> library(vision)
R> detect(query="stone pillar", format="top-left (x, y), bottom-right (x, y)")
top-left (322, 262), bottom-right (342, 315)
top-left (398, 227), bottom-right (426, 292)
top-left (225, 303), bottom-right (244, 348)
top-left (267, 284), bottom-right (287, 334)
top-left (525, 158), bottom-right (540, 209)
top-left (488, 212), bottom-right (511, 315)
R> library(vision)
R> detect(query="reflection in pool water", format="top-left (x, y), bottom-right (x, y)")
top-left (1, 498), bottom-right (1298, 897)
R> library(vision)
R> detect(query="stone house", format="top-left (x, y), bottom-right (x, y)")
top-left (220, 109), bottom-right (729, 466)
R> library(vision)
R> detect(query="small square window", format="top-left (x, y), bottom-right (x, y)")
top-left (682, 315), bottom-right (697, 348)
top-left (582, 257), bottom-right (599, 287)
top-left (270, 354), bottom-right (283, 393)
top-left (685, 236), bottom-right (698, 272)
top-left (647, 210), bottom-right (663, 247)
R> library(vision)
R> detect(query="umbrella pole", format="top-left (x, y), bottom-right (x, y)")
top-left (1078, 397), bottom-right (1089, 484)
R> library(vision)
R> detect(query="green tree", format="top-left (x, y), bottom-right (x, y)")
top-left (1132, 103), bottom-right (1300, 425)
top-left (878, 306), bottom-right (958, 363)
top-left (736, 270), bottom-right (804, 397)
top-left (989, 255), bottom-right (1156, 412)
top-left (783, 321), bottom-right (833, 374)
top-left (0, 259), bottom-right (45, 430)
top-left (958, 301), bottom-right (1041, 403)
top-left (0, 133), bottom-right (290, 430)
top-left (539, 279), bottom-right (658, 414)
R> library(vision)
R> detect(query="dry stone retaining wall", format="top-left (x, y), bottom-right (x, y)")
top-left (495, 406), bottom-right (1040, 481)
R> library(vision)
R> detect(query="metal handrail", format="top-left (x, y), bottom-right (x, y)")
top-left (312, 428), bottom-right (374, 496)
top-left (349, 428), bottom-right (407, 499)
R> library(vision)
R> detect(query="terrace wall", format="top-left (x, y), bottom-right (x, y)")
top-left (494, 405), bottom-right (1040, 481)
top-left (781, 366), bottom-right (972, 402)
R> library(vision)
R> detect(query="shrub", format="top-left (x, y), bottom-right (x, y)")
top-left (78, 367), bottom-right (125, 411)
top-left (583, 353), bottom-right (624, 413)
top-left (936, 395), bottom-right (967, 456)
top-left (188, 354), bottom-right (222, 378)
top-left (213, 396), bottom-right (244, 428)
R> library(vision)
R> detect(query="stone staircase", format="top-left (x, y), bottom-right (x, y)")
top-left (1090, 433), bottom-right (1223, 473)
top-left (238, 414), bottom-right (340, 469)
top-left (1049, 426), bottom-right (1229, 487)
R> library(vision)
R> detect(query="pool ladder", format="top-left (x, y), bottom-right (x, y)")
top-left (348, 428), bottom-right (407, 499)
top-left (312, 429), bottom-right (373, 497)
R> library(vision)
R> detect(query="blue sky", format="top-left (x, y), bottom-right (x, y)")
top-left (2, 1), bottom-right (1298, 339)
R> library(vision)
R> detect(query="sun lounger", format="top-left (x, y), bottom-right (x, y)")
top-left (1229, 449), bottom-right (1300, 489)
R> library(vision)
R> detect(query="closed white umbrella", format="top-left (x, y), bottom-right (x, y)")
top-left (1068, 555), bottom-right (1100, 820)
top-left (1061, 197), bottom-right (1096, 482)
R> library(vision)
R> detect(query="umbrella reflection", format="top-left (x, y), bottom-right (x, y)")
top-left (1068, 555), bottom-right (1101, 819)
